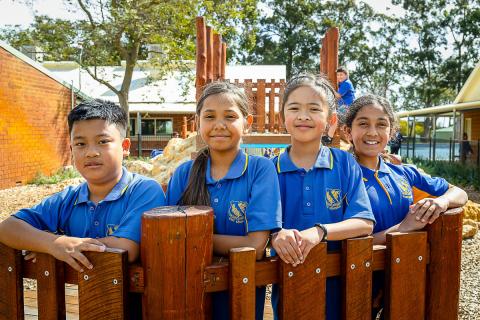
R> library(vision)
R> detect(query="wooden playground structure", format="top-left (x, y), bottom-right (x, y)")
top-left (0, 17), bottom-right (465, 320)
top-left (0, 206), bottom-right (463, 319)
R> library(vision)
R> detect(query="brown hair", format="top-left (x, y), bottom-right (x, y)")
top-left (280, 73), bottom-right (337, 121)
top-left (179, 81), bottom-right (250, 206)
top-left (336, 66), bottom-right (349, 77)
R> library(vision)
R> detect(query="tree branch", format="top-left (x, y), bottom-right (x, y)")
top-left (83, 65), bottom-right (121, 95)
top-left (77, 0), bottom-right (96, 27)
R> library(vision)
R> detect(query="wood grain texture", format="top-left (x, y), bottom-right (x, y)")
top-left (256, 79), bottom-right (266, 133)
top-left (78, 249), bottom-right (127, 320)
top-left (279, 243), bottom-right (327, 320)
top-left (229, 248), bottom-right (256, 320)
top-left (384, 232), bottom-right (427, 320)
top-left (0, 244), bottom-right (23, 320)
top-left (35, 253), bottom-right (65, 320)
top-left (425, 209), bottom-right (463, 320)
top-left (341, 237), bottom-right (373, 320)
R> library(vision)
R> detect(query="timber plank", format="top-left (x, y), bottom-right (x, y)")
top-left (35, 253), bottom-right (65, 320)
top-left (279, 243), bottom-right (327, 320)
top-left (0, 243), bottom-right (24, 320)
top-left (384, 232), bottom-right (427, 320)
top-left (229, 248), bottom-right (256, 320)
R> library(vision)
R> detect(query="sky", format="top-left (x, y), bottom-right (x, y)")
top-left (0, 0), bottom-right (404, 28)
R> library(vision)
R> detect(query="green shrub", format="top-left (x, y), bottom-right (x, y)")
top-left (29, 167), bottom-right (81, 185)
top-left (407, 158), bottom-right (480, 190)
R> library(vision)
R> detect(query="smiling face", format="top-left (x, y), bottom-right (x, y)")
top-left (70, 119), bottom-right (130, 186)
top-left (283, 85), bottom-right (335, 144)
top-left (345, 103), bottom-right (392, 165)
top-left (198, 93), bottom-right (250, 154)
top-left (337, 71), bottom-right (347, 83)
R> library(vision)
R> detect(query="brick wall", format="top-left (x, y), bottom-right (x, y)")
top-left (0, 48), bottom-right (72, 189)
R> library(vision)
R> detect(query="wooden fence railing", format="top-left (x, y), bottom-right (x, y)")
top-left (0, 207), bottom-right (463, 319)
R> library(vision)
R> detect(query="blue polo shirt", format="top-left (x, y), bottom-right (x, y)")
top-left (338, 79), bottom-right (355, 107)
top-left (167, 149), bottom-right (282, 235)
top-left (271, 146), bottom-right (374, 320)
top-left (274, 146), bottom-right (374, 236)
top-left (166, 149), bottom-right (282, 320)
top-left (14, 167), bottom-right (165, 243)
top-left (360, 157), bottom-right (449, 233)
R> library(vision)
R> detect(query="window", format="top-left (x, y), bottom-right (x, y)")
top-left (156, 119), bottom-right (173, 135)
top-left (129, 117), bottom-right (173, 136)
top-left (142, 119), bottom-right (155, 135)
top-left (129, 118), bottom-right (136, 136)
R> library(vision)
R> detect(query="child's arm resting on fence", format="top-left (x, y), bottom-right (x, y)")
top-left (409, 185), bottom-right (468, 224)
top-left (299, 218), bottom-right (374, 261)
top-left (0, 216), bottom-right (105, 272)
top-left (213, 231), bottom-right (270, 260)
top-left (271, 228), bottom-right (304, 266)
top-left (97, 236), bottom-right (138, 263)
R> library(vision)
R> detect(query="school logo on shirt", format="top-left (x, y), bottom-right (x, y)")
top-left (107, 224), bottom-right (119, 236)
top-left (325, 189), bottom-right (342, 210)
top-left (398, 178), bottom-right (413, 199)
top-left (228, 201), bottom-right (248, 224)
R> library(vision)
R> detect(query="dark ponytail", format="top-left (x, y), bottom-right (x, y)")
top-left (178, 147), bottom-right (211, 206)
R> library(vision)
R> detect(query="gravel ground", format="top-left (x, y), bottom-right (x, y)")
top-left (0, 181), bottom-right (479, 318)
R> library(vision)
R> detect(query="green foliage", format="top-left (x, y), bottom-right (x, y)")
top-left (29, 167), bottom-right (81, 185)
top-left (408, 158), bottom-right (480, 190)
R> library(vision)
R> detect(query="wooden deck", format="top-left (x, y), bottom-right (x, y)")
top-left (24, 285), bottom-right (79, 320)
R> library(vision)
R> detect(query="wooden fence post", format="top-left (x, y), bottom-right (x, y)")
top-left (78, 249), bottom-right (128, 320)
top-left (141, 206), bottom-right (213, 320)
top-left (229, 248), bottom-right (256, 320)
top-left (268, 80), bottom-right (276, 132)
top-left (425, 209), bottom-right (463, 319)
top-left (0, 244), bottom-right (23, 320)
top-left (221, 43), bottom-right (227, 80)
top-left (341, 237), bottom-right (373, 320)
top-left (36, 253), bottom-right (65, 320)
top-left (256, 79), bottom-right (266, 133)
top-left (279, 243), bottom-right (327, 319)
top-left (278, 79), bottom-right (286, 133)
top-left (384, 232), bottom-right (427, 320)
top-left (181, 116), bottom-right (188, 139)
top-left (195, 16), bottom-right (207, 100)
top-left (213, 34), bottom-right (222, 81)
top-left (206, 27), bottom-right (214, 84)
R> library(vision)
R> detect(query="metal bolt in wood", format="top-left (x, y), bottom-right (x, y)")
top-left (7, 266), bottom-right (13, 272)
top-left (83, 274), bottom-right (89, 281)
top-left (288, 271), bottom-right (294, 277)
top-left (315, 268), bottom-right (321, 274)
top-left (365, 261), bottom-right (371, 268)
top-left (418, 256), bottom-right (423, 261)
top-left (44, 270), bottom-right (49, 277)
top-left (242, 277), bottom-right (248, 284)
top-left (395, 257), bottom-right (401, 263)
top-left (350, 264), bottom-right (356, 270)
top-left (113, 279), bottom-right (118, 285)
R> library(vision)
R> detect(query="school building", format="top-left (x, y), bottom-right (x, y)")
top-left (0, 40), bottom-right (89, 190)
top-left (396, 62), bottom-right (480, 164)
top-left (43, 61), bottom-right (286, 156)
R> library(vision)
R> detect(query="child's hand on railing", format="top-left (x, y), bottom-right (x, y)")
top-left (409, 197), bottom-right (449, 224)
top-left (298, 227), bottom-right (324, 262)
top-left (271, 228), bottom-right (303, 266)
top-left (398, 209), bottom-right (428, 233)
top-left (49, 236), bottom-right (106, 272)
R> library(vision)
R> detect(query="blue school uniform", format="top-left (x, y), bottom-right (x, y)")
top-left (360, 157), bottom-right (449, 233)
top-left (362, 157), bottom-right (449, 317)
top-left (14, 167), bottom-right (166, 243)
top-left (271, 146), bottom-right (375, 320)
top-left (167, 149), bottom-right (282, 320)
top-left (338, 79), bottom-right (355, 107)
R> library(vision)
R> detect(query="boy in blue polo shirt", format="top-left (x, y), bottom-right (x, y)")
top-left (0, 99), bottom-right (165, 272)
top-left (323, 66), bottom-right (356, 145)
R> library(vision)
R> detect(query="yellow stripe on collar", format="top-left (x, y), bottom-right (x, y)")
top-left (362, 177), bottom-right (368, 182)
top-left (120, 184), bottom-right (129, 195)
top-left (329, 151), bottom-right (334, 170)
top-left (374, 171), bottom-right (392, 204)
top-left (241, 154), bottom-right (249, 175)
